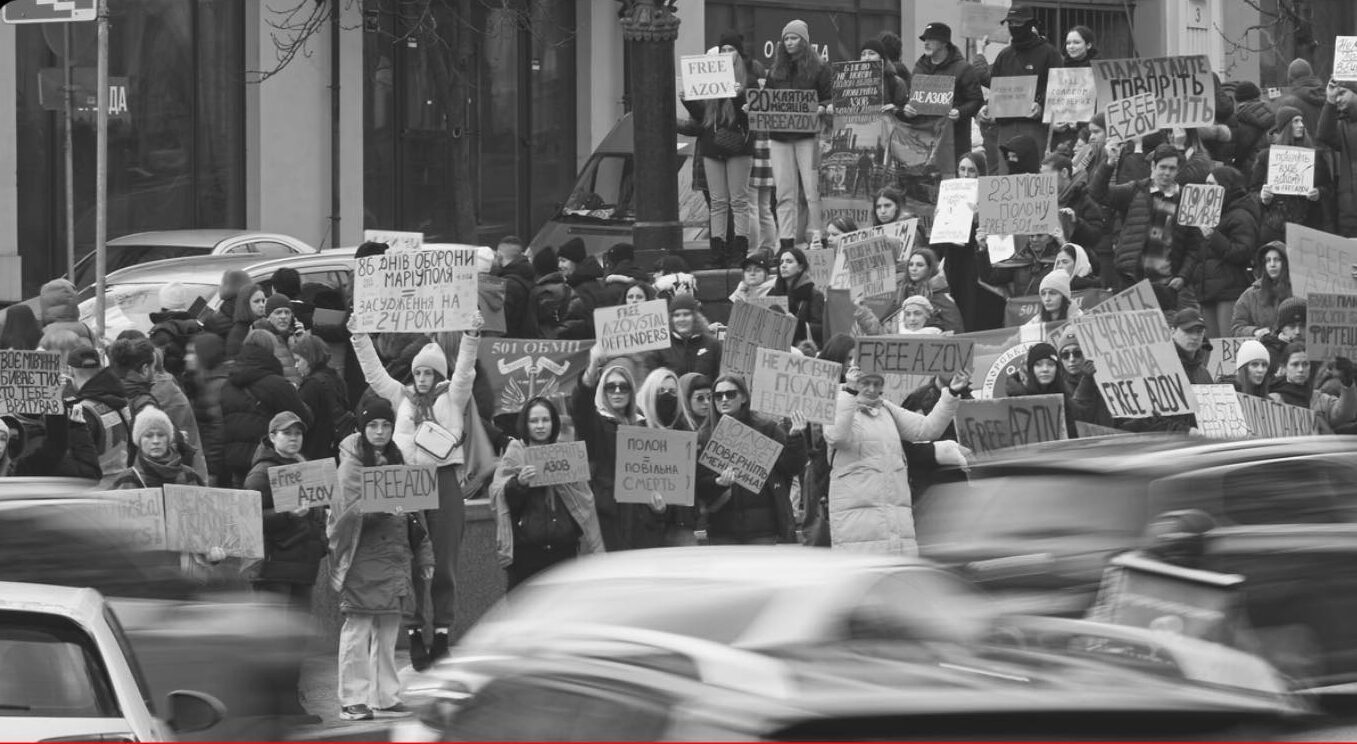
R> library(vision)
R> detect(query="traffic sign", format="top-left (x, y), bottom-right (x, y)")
top-left (2, 0), bottom-right (96, 24)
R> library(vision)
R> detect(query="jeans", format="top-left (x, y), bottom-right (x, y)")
top-left (770, 137), bottom-right (822, 241)
top-left (1201, 300), bottom-right (1234, 341)
top-left (338, 612), bottom-right (402, 709)
top-left (751, 186), bottom-right (778, 251)
top-left (705, 155), bottom-right (752, 240)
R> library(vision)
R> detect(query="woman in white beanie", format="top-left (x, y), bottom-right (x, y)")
top-left (766, 18), bottom-right (834, 249)
top-left (1233, 339), bottom-right (1273, 399)
top-left (1027, 270), bottom-right (1081, 325)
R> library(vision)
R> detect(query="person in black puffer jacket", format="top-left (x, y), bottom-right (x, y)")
top-left (220, 330), bottom-right (312, 487)
top-left (1195, 165), bottom-right (1260, 339)
top-left (641, 294), bottom-right (722, 380)
top-left (243, 411), bottom-right (327, 602)
top-left (1230, 82), bottom-right (1273, 173)
top-left (294, 334), bottom-right (349, 462)
top-left (977, 5), bottom-right (1062, 173)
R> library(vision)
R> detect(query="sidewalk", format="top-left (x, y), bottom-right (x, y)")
top-left (293, 649), bottom-right (421, 739)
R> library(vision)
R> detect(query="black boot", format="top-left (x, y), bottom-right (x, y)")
top-left (408, 628), bottom-right (431, 672)
top-left (730, 236), bottom-right (749, 268)
top-left (430, 630), bottom-right (450, 663)
top-left (707, 237), bottom-right (727, 269)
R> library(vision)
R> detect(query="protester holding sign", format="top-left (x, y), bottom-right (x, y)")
top-left (1192, 166), bottom-right (1261, 339)
top-left (857, 40), bottom-right (910, 121)
top-left (1232, 339), bottom-right (1274, 399)
top-left (882, 247), bottom-right (964, 334)
top-left (1253, 107), bottom-right (1333, 244)
top-left (1048, 26), bottom-right (1098, 155)
top-left (327, 398), bottom-right (434, 721)
top-left (635, 368), bottom-right (699, 546)
top-left (1269, 342), bottom-right (1357, 433)
top-left (977, 5), bottom-right (1062, 173)
top-left (769, 247), bottom-right (827, 345)
top-left (676, 373), bottom-right (713, 432)
top-left (641, 295), bottom-right (722, 380)
top-left (1317, 79), bottom-right (1357, 237)
top-left (489, 397), bottom-right (605, 589)
top-left (766, 20), bottom-right (834, 248)
top-left (903, 22), bottom-right (984, 166)
top-left (243, 411), bottom-right (327, 608)
top-left (1231, 241), bottom-right (1293, 338)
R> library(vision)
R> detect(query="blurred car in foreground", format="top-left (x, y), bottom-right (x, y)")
top-left (72, 229), bottom-right (316, 290)
top-left (0, 580), bottom-right (224, 743)
top-left (390, 547), bottom-right (1311, 741)
top-left (919, 436), bottom-right (1357, 617)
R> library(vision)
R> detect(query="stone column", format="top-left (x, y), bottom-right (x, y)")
top-left (619, 0), bottom-right (682, 255)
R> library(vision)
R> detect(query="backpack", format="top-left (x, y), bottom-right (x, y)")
top-left (529, 280), bottom-right (572, 335)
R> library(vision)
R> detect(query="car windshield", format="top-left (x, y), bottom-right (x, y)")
top-left (561, 153), bottom-right (696, 224)
top-left (922, 474), bottom-right (1147, 546)
top-left (74, 244), bottom-right (211, 288)
top-left (0, 610), bottom-right (121, 718)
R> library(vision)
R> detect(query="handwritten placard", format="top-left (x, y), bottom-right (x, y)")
top-left (94, 489), bottom-right (167, 552)
top-left (0, 350), bottom-right (63, 415)
top-left (162, 486), bottom-right (264, 560)
top-left (697, 414), bottom-right (783, 494)
top-left (986, 234), bottom-right (1017, 263)
top-left (1207, 337), bottom-right (1254, 380)
top-left (988, 75), bottom-right (1038, 119)
top-left (1072, 310), bottom-right (1197, 419)
top-left (746, 89), bottom-right (819, 133)
top-left (1092, 55), bottom-right (1215, 128)
top-left (358, 465), bottom-right (439, 513)
top-left (522, 441), bottom-right (591, 487)
top-left (750, 347), bottom-right (841, 425)
top-left (842, 235), bottom-right (897, 301)
top-left (1177, 183), bottom-right (1225, 228)
top-left (720, 301), bottom-right (797, 380)
top-left (362, 229), bottom-right (423, 252)
top-left (594, 299), bottom-right (670, 357)
top-left (832, 60), bottom-right (883, 113)
top-left (1266, 146), bottom-right (1315, 196)
top-left (353, 246), bottom-right (479, 332)
top-left (614, 426), bottom-right (697, 506)
top-left (954, 394), bottom-right (1067, 456)
top-left (1085, 279), bottom-right (1161, 316)
top-left (978, 173), bottom-right (1061, 237)
top-left (930, 178), bottom-right (978, 245)
top-left (1238, 393), bottom-right (1317, 438)
top-left (1334, 36), bottom-right (1357, 82)
top-left (1192, 384), bottom-right (1249, 439)
top-left (1286, 224), bottom-right (1357, 298)
top-left (1103, 92), bottom-right (1159, 146)
top-left (268, 459), bottom-right (338, 512)
top-left (805, 248), bottom-right (836, 288)
top-left (1305, 292), bottom-right (1357, 361)
top-left (1043, 68), bottom-right (1096, 123)
top-left (855, 336), bottom-right (975, 377)
top-left (909, 74), bottom-right (954, 117)
top-left (680, 53), bottom-right (738, 101)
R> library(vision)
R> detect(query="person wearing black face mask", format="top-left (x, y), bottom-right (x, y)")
top-left (636, 368), bottom-right (698, 546)
top-left (977, 4), bottom-right (1062, 174)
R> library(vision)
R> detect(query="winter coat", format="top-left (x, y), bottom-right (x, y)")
top-left (1232, 99), bottom-right (1274, 172)
top-left (1177, 342), bottom-right (1215, 385)
top-left (769, 273), bottom-right (825, 345)
top-left (1251, 146), bottom-right (1333, 243)
top-left (1317, 102), bottom-right (1357, 238)
top-left (489, 438), bottom-right (605, 568)
top-left (200, 294), bottom-right (237, 340)
top-left (764, 55), bottom-right (833, 142)
top-left (150, 372), bottom-right (208, 477)
top-left (558, 258), bottom-right (615, 340)
top-left (242, 440), bottom-right (327, 584)
top-left (530, 272), bottom-right (572, 340)
top-left (186, 365), bottom-right (228, 482)
top-left (1057, 177), bottom-right (1106, 253)
top-left (987, 35), bottom-right (1063, 124)
top-left (1088, 166), bottom-right (1204, 284)
top-left (1231, 243), bottom-right (1292, 337)
top-left (823, 389), bottom-right (959, 555)
top-left (911, 45), bottom-right (985, 154)
top-left (220, 345), bottom-right (313, 477)
top-left (75, 368), bottom-right (134, 479)
top-left (1270, 380), bottom-right (1357, 434)
top-left (491, 256), bottom-right (539, 339)
top-left (1196, 188), bottom-right (1260, 302)
top-left (1274, 77), bottom-right (1328, 134)
top-left (694, 409), bottom-right (805, 543)
top-left (109, 454), bottom-right (206, 490)
top-left (298, 364), bottom-right (348, 462)
top-left (0, 411), bottom-right (100, 480)
top-left (681, 67), bottom-right (758, 159)
top-left (252, 319), bottom-right (300, 386)
top-left (643, 332), bottom-right (721, 380)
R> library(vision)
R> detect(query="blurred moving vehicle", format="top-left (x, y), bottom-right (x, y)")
top-left (72, 229), bottom-right (316, 291)
top-left (391, 547), bottom-right (1311, 741)
top-left (919, 436), bottom-right (1357, 617)
top-left (0, 580), bottom-right (224, 743)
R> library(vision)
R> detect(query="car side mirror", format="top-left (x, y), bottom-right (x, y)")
top-left (167, 689), bottom-right (226, 733)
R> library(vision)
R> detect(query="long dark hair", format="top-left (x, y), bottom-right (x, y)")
top-left (516, 396), bottom-right (561, 445)
top-left (1257, 241), bottom-right (1292, 307)
top-left (1039, 296), bottom-right (1072, 323)
top-left (872, 185), bottom-right (908, 226)
top-left (771, 32), bottom-right (823, 84)
top-left (819, 333), bottom-right (856, 383)
top-left (705, 50), bottom-right (746, 131)
top-left (358, 429), bottom-right (404, 467)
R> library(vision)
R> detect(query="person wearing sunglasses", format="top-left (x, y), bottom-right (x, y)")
top-left (695, 375), bottom-right (808, 545)
top-left (676, 373), bottom-right (713, 432)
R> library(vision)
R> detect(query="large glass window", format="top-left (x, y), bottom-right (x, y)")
top-left (13, 0), bottom-right (245, 295)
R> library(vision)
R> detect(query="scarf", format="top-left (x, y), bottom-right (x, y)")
top-left (1270, 380), bottom-right (1311, 409)
top-left (404, 380), bottom-right (452, 425)
top-left (135, 448), bottom-right (193, 487)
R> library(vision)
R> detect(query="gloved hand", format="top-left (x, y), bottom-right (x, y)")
top-left (1336, 356), bottom-right (1355, 387)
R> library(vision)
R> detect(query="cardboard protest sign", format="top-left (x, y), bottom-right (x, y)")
top-left (353, 246), bottom-right (479, 332)
top-left (750, 347), bottom-right (841, 425)
top-left (954, 394), bottom-right (1067, 457)
top-left (614, 426), bottom-right (697, 506)
top-left (988, 75), bottom-right (1038, 119)
top-left (1072, 310), bottom-right (1198, 418)
top-left (358, 465), bottom-right (439, 513)
top-left (697, 414), bottom-right (784, 493)
top-left (1103, 92), bottom-right (1159, 145)
top-left (986, 234), bottom-right (1016, 263)
top-left (832, 60), bottom-right (883, 113)
top-left (1003, 288), bottom-right (1112, 327)
top-left (1207, 337), bottom-right (1254, 380)
top-left (720, 302), bottom-right (797, 380)
top-left (594, 299), bottom-right (670, 357)
top-left (1092, 55), bottom-right (1215, 128)
top-left (680, 53), bottom-right (737, 101)
top-left (1266, 146), bottom-right (1315, 196)
top-left (94, 489), bottom-right (167, 552)
top-left (842, 235), bottom-right (896, 301)
top-left (1305, 293), bottom-right (1357, 360)
top-left (1177, 183), bottom-right (1225, 228)
top-left (1334, 36), bottom-right (1357, 82)
top-left (1043, 68), bottom-right (1096, 123)
top-left (820, 114), bottom-right (888, 228)
top-left (268, 459), bottom-right (338, 512)
top-left (959, 3), bottom-right (1010, 42)
top-left (930, 178), bottom-right (978, 245)
top-left (1085, 279), bottom-right (1160, 316)
top-left (978, 173), bottom-right (1061, 237)
top-left (909, 74), bottom-right (954, 116)
top-left (0, 350), bottom-right (63, 415)
top-left (1238, 393), bottom-right (1318, 438)
top-left (1075, 421), bottom-right (1131, 438)
top-left (1192, 384), bottom-right (1249, 439)
top-left (362, 229), bottom-right (423, 251)
top-left (805, 248), bottom-right (836, 288)
top-left (855, 336), bottom-right (975, 377)
top-left (1285, 224), bottom-right (1357, 298)
top-left (478, 275), bottom-right (507, 335)
top-left (521, 441), bottom-right (590, 487)
top-left (162, 486), bottom-right (264, 560)
top-left (746, 88), bottom-right (819, 133)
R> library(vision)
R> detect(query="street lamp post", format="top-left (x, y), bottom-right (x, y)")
top-left (618, 0), bottom-right (682, 258)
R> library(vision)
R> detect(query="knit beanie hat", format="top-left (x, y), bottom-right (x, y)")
top-left (358, 399), bottom-right (396, 430)
top-left (668, 294), bottom-right (700, 315)
top-left (1275, 297), bottom-right (1307, 330)
top-left (532, 245), bottom-right (557, 276)
top-left (1040, 270), bottom-right (1072, 301)
top-left (718, 30), bottom-right (744, 53)
top-left (1236, 339), bottom-right (1271, 369)
top-left (1026, 342), bottom-right (1059, 369)
top-left (860, 38), bottom-right (887, 58)
top-left (1287, 58), bottom-right (1313, 83)
top-left (1055, 326), bottom-right (1080, 354)
top-left (132, 406), bottom-right (175, 445)
top-left (1233, 81), bottom-right (1261, 102)
top-left (782, 20), bottom-right (810, 45)
top-left (1337, 80), bottom-right (1357, 96)
top-left (902, 295), bottom-right (934, 314)
top-left (264, 293), bottom-right (292, 315)
top-left (411, 342), bottom-right (449, 378)
top-left (159, 282), bottom-right (194, 312)
top-left (1274, 105), bottom-right (1303, 133)
top-left (558, 237), bottom-right (587, 264)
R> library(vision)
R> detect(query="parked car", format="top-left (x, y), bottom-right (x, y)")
top-left (919, 435), bottom-right (1357, 618)
top-left (390, 547), bottom-right (1311, 741)
top-left (0, 580), bottom-right (225, 742)
top-left (72, 229), bottom-right (316, 291)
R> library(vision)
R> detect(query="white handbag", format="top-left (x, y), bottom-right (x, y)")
top-left (414, 420), bottom-right (462, 466)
